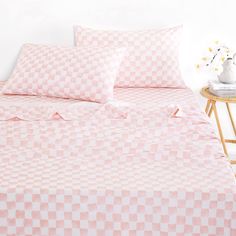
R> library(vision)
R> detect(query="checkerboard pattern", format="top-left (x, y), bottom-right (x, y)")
top-left (0, 85), bottom-right (236, 235)
top-left (0, 90), bottom-right (179, 122)
top-left (74, 25), bottom-right (185, 88)
top-left (0, 188), bottom-right (235, 236)
top-left (2, 44), bottom-right (125, 103)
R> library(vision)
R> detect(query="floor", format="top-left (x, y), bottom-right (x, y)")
top-left (196, 91), bottom-right (236, 174)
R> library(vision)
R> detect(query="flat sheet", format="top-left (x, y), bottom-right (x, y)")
top-left (0, 82), bottom-right (236, 235)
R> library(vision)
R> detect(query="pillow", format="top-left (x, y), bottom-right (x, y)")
top-left (74, 25), bottom-right (185, 88)
top-left (2, 44), bottom-right (125, 103)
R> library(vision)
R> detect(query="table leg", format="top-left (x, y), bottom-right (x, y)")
top-left (205, 100), bottom-right (211, 113)
top-left (205, 100), bottom-right (213, 117)
top-left (212, 101), bottom-right (228, 156)
top-left (226, 103), bottom-right (236, 136)
top-left (230, 160), bottom-right (236, 165)
top-left (208, 104), bottom-right (213, 117)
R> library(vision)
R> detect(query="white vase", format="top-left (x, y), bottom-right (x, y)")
top-left (218, 53), bottom-right (236, 84)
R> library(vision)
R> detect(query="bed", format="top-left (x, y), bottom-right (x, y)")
top-left (0, 81), bottom-right (236, 236)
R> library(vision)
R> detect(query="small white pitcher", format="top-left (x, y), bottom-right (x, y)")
top-left (218, 53), bottom-right (236, 84)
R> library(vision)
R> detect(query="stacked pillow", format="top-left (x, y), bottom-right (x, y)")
top-left (74, 25), bottom-right (185, 88)
top-left (2, 44), bottom-right (125, 103)
top-left (2, 25), bottom-right (185, 103)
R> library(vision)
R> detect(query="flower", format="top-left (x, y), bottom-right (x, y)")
top-left (196, 40), bottom-right (234, 74)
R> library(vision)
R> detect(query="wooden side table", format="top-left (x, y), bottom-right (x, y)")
top-left (201, 87), bottom-right (236, 163)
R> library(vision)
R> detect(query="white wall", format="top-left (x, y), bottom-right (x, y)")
top-left (0, 0), bottom-right (236, 90)
top-left (183, 0), bottom-right (236, 89)
top-left (0, 0), bottom-right (184, 82)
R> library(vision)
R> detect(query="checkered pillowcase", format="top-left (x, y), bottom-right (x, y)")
top-left (74, 25), bottom-right (185, 88)
top-left (2, 44), bottom-right (125, 103)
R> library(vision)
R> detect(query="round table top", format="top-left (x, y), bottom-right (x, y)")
top-left (200, 87), bottom-right (236, 103)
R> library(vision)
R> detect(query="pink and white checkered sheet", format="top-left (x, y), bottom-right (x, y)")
top-left (0, 82), bottom-right (236, 235)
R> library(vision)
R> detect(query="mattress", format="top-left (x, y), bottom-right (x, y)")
top-left (0, 82), bottom-right (236, 235)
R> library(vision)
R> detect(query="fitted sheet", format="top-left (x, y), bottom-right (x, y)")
top-left (0, 83), bottom-right (236, 235)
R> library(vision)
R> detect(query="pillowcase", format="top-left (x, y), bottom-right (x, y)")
top-left (2, 44), bottom-right (125, 103)
top-left (74, 25), bottom-right (185, 88)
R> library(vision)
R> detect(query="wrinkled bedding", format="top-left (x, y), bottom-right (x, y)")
top-left (0, 82), bottom-right (236, 235)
